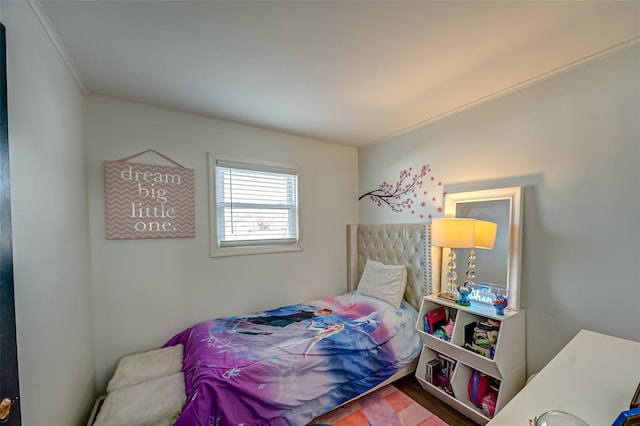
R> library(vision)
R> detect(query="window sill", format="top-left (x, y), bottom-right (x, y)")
top-left (210, 242), bottom-right (302, 258)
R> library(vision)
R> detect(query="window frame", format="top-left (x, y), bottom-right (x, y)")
top-left (208, 153), bottom-right (303, 257)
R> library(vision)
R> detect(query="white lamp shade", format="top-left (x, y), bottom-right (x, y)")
top-left (475, 220), bottom-right (498, 249)
top-left (431, 218), bottom-right (476, 248)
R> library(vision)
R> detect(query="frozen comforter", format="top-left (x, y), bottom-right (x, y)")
top-left (164, 291), bottom-right (421, 425)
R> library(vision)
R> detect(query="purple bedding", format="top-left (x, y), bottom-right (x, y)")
top-left (164, 291), bottom-right (420, 425)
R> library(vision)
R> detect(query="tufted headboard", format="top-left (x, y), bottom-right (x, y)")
top-left (346, 224), bottom-right (437, 310)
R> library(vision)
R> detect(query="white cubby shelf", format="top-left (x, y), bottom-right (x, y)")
top-left (415, 294), bottom-right (526, 425)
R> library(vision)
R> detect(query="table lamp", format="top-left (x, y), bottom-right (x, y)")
top-left (431, 218), bottom-right (476, 300)
top-left (464, 219), bottom-right (498, 287)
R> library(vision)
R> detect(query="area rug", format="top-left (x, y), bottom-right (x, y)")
top-left (309, 384), bottom-right (448, 426)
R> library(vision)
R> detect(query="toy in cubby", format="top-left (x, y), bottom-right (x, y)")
top-left (423, 306), bottom-right (454, 341)
top-left (424, 358), bottom-right (441, 386)
top-left (482, 391), bottom-right (498, 418)
top-left (463, 318), bottom-right (500, 359)
top-left (468, 370), bottom-right (489, 408)
top-left (437, 353), bottom-right (456, 396)
top-left (468, 369), bottom-right (500, 417)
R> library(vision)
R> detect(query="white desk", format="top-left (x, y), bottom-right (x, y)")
top-left (488, 329), bottom-right (640, 426)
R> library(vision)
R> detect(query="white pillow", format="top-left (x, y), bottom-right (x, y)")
top-left (94, 372), bottom-right (186, 426)
top-left (356, 259), bottom-right (407, 309)
top-left (106, 344), bottom-right (183, 393)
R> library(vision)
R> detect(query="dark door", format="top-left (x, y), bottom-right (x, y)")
top-left (0, 22), bottom-right (21, 425)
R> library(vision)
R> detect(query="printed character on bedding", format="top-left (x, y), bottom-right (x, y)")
top-left (237, 319), bottom-right (346, 359)
top-left (243, 308), bottom-right (332, 327)
top-left (281, 323), bottom-right (344, 359)
top-left (229, 308), bottom-right (333, 335)
top-left (297, 322), bottom-right (345, 359)
top-left (164, 293), bottom-right (422, 426)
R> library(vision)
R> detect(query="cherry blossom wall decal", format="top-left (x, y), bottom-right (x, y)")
top-left (359, 164), bottom-right (444, 219)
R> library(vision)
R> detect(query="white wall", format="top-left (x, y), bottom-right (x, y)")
top-left (3, 2), bottom-right (95, 425)
top-left (359, 44), bottom-right (640, 375)
top-left (5, 1), bottom-right (636, 421)
top-left (86, 96), bottom-right (358, 390)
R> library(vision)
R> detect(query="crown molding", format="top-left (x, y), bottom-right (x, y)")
top-left (367, 36), bottom-right (640, 149)
top-left (27, 0), bottom-right (88, 95)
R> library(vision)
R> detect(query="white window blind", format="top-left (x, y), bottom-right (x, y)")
top-left (215, 159), bottom-right (299, 248)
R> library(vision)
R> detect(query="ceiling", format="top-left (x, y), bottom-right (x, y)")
top-left (38, 0), bottom-right (640, 146)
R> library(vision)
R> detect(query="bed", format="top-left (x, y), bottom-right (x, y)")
top-left (90, 223), bottom-right (433, 426)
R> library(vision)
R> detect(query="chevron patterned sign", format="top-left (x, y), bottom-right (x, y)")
top-left (104, 160), bottom-right (195, 239)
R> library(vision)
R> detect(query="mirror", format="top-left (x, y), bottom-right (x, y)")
top-left (441, 186), bottom-right (523, 310)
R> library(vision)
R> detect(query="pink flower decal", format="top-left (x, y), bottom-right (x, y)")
top-left (359, 164), bottom-right (443, 217)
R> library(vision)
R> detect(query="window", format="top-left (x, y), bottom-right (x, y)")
top-left (209, 155), bottom-right (301, 256)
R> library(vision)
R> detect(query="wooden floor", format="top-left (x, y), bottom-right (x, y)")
top-left (393, 375), bottom-right (481, 426)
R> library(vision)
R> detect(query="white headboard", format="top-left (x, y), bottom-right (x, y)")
top-left (347, 224), bottom-right (435, 310)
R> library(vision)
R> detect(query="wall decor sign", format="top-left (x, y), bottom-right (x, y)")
top-left (104, 150), bottom-right (195, 240)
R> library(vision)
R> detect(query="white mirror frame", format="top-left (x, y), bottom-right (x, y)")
top-left (442, 186), bottom-right (523, 310)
